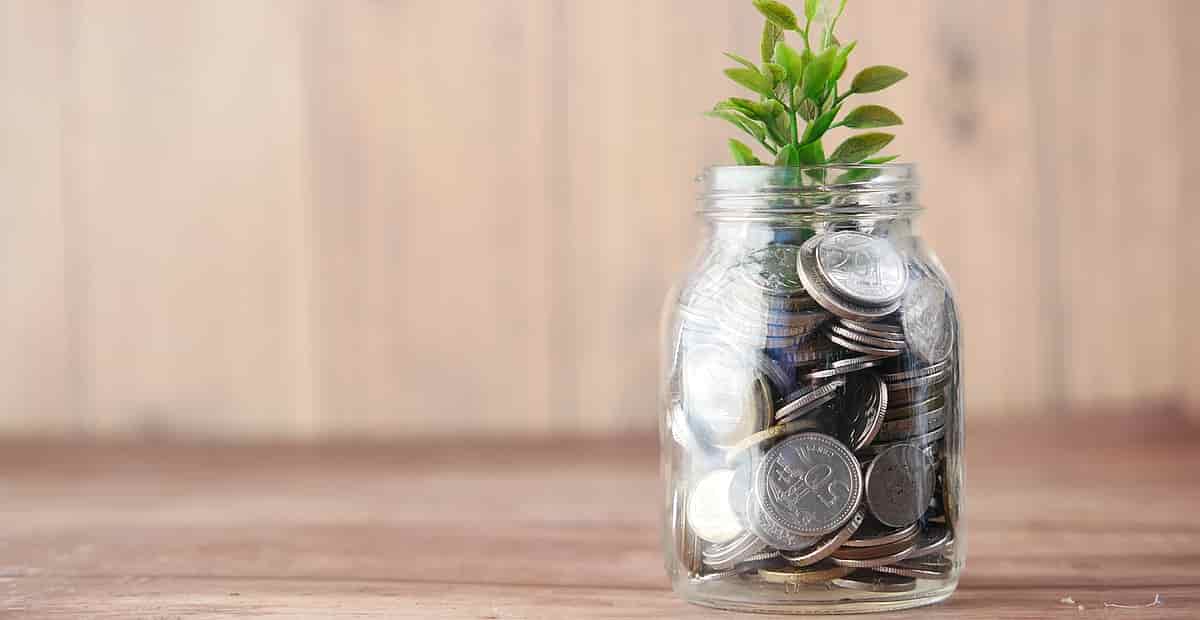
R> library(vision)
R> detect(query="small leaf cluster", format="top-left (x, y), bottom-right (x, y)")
top-left (708, 0), bottom-right (907, 168)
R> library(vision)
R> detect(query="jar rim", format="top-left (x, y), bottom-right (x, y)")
top-left (699, 163), bottom-right (920, 217)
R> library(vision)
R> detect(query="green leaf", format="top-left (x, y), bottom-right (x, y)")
top-left (804, 0), bottom-right (819, 22)
top-left (724, 67), bottom-right (774, 96)
top-left (773, 41), bottom-right (805, 85)
top-left (835, 168), bottom-right (883, 184)
top-left (862, 154), bottom-right (899, 164)
top-left (830, 132), bottom-right (894, 163)
top-left (776, 144), bottom-right (801, 166)
top-left (850, 65), bottom-right (908, 93)
top-left (802, 103), bottom-right (841, 144)
top-left (842, 104), bottom-right (903, 128)
top-left (764, 109), bottom-right (792, 146)
top-left (729, 139), bottom-right (762, 165)
top-left (707, 110), bottom-right (767, 143)
top-left (830, 40), bottom-right (856, 82)
top-left (797, 139), bottom-right (825, 165)
top-left (753, 0), bottom-right (800, 31)
top-left (715, 97), bottom-right (758, 118)
top-left (797, 97), bottom-right (819, 121)
top-left (761, 21), bottom-right (784, 63)
top-left (763, 62), bottom-right (788, 86)
top-left (802, 46), bottom-right (838, 101)
top-left (724, 52), bottom-right (759, 71)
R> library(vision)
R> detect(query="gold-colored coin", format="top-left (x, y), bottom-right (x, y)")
top-left (758, 562), bottom-right (853, 585)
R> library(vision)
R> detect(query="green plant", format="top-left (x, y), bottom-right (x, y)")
top-left (709, 0), bottom-right (907, 168)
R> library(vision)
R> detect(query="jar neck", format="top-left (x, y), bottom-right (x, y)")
top-left (699, 164), bottom-right (921, 221)
top-left (705, 214), bottom-right (920, 247)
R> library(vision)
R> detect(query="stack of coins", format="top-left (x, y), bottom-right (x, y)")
top-left (672, 230), bottom-right (958, 591)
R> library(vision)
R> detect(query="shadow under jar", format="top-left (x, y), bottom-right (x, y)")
top-left (660, 164), bottom-right (964, 614)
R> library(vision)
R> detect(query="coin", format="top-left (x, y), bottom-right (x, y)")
top-left (776, 391), bottom-right (839, 426)
top-left (864, 444), bottom-right (935, 528)
top-left (767, 340), bottom-right (837, 368)
top-left (776, 378), bottom-right (846, 422)
top-left (840, 372), bottom-right (888, 452)
top-left (830, 541), bottom-right (916, 568)
top-left (828, 332), bottom-right (904, 358)
top-left (901, 278), bottom-right (954, 364)
top-left (884, 394), bottom-right (945, 421)
top-left (862, 425), bottom-right (946, 457)
top-left (813, 232), bottom-right (908, 306)
top-left (803, 355), bottom-right (884, 380)
top-left (832, 570), bottom-right (917, 592)
top-left (873, 556), bottom-right (953, 580)
top-left (779, 510), bottom-right (865, 567)
top-left (829, 535), bottom-right (917, 560)
top-left (739, 244), bottom-right (807, 296)
top-left (906, 525), bottom-right (953, 560)
top-left (886, 366), bottom-right (951, 392)
top-left (843, 520), bottom-right (920, 548)
top-left (755, 433), bottom-right (863, 536)
top-left (688, 469), bottom-right (746, 544)
top-left (796, 238), bottom-right (903, 320)
top-left (758, 561), bottom-right (854, 585)
top-left (703, 530), bottom-right (767, 568)
top-left (829, 324), bottom-right (907, 349)
top-left (747, 490), bottom-right (823, 551)
top-left (875, 407), bottom-right (946, 443)
top-left (880, 357), bottom-right (951, 383)
top-left (683, 345), bottom-right (768, 449)
top-left (841, 319), bottom-right (903, 336)
top-left (724, 418), bottom-right (820, 465)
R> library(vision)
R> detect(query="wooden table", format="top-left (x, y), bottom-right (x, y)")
top-left (3, 414), bottom-right (1199, 618)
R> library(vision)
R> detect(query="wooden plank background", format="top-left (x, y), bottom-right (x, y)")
top-left (0, 0), bottom-right (1193, 439)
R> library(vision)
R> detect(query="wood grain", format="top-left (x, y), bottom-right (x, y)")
top-left (0, 1), bottom-right (1194, 437)
top-left (3, 414), bottom-right (1200, 618)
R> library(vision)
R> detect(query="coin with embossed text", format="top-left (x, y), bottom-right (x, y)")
top-left (755, 433), bottom-right (863, 537)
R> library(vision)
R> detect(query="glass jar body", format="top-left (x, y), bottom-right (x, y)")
top-left (659, 166), bottom-right (963, 614)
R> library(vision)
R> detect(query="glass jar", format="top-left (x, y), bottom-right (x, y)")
top-left (659, 164), bottom-right (963, 614)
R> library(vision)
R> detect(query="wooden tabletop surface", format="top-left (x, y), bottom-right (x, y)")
top-left (3, 413), bottom-right (1199, 618)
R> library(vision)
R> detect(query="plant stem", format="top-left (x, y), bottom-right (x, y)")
top-left (788, 90), bottom-right (800, 149)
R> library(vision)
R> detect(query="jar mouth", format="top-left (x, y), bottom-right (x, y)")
top-left (699, 164), bottom-right (920, 217)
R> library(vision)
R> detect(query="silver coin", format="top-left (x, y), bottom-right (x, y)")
top-left (841, 319), bottom-right (903, 336)
top-left (884, 394), bottom-right (945, 421)
top-left (901, 278), bottom-right (954, 364)
top-left (682, 345), bottom-right (769, 449)
top-left (803, 355), bottom-right (884, 381)
top-left (755, 433), bottom-right (863, 536)
top-left (796, 238), bottom-right (903, 320)
top-left (886, 366), bottom-right (951, 392)
top-left (703, 530), bottom-right (767, 567)
top-left (840, 371), bottom-right (888, 452)
top-left (776, 378), bottom-right (846, 422)
top-left (875, 407), bottom-right (946, 443)
top-left (747, 490), bottom-right (823, 551)
top-left (780, 510), bottom-right (866, 568)
top-left (843, 521), bottom-right (920, 548)
top-left (829, 332), bottom-right (904, 358)
top-left (906, 525), bottom-right (953, 560)
top-left (832, 570), bottom-right (917, 592)
top-left (739, 244), bottom-right (807, 296)
top-left (878, 554), bottom-right (950, 578)
top-left (687, 469), bottom-right (746, 544)
top-left (830, 541), bottom-right (917, 568)
top-left (864, 444), bottom-right (935, 528)
top-left (872, 557), bottom-right (953, 580)
top-left (768, 341), bottom-right (836, 368)
top-left (880, 358), bottom-right (952, 383)
top-left (813, 232), bottom-right (908, 306)
top-left (829, 324), bottom-right (907, 349)
top-left (776, 392), bottom-right (839, 426)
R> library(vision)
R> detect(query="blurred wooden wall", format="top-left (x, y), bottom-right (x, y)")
top-left (0, 0), bottom-right (1195, 439)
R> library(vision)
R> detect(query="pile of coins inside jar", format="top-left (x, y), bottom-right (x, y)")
top-left (668, 230), bottom-right (960, 595)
